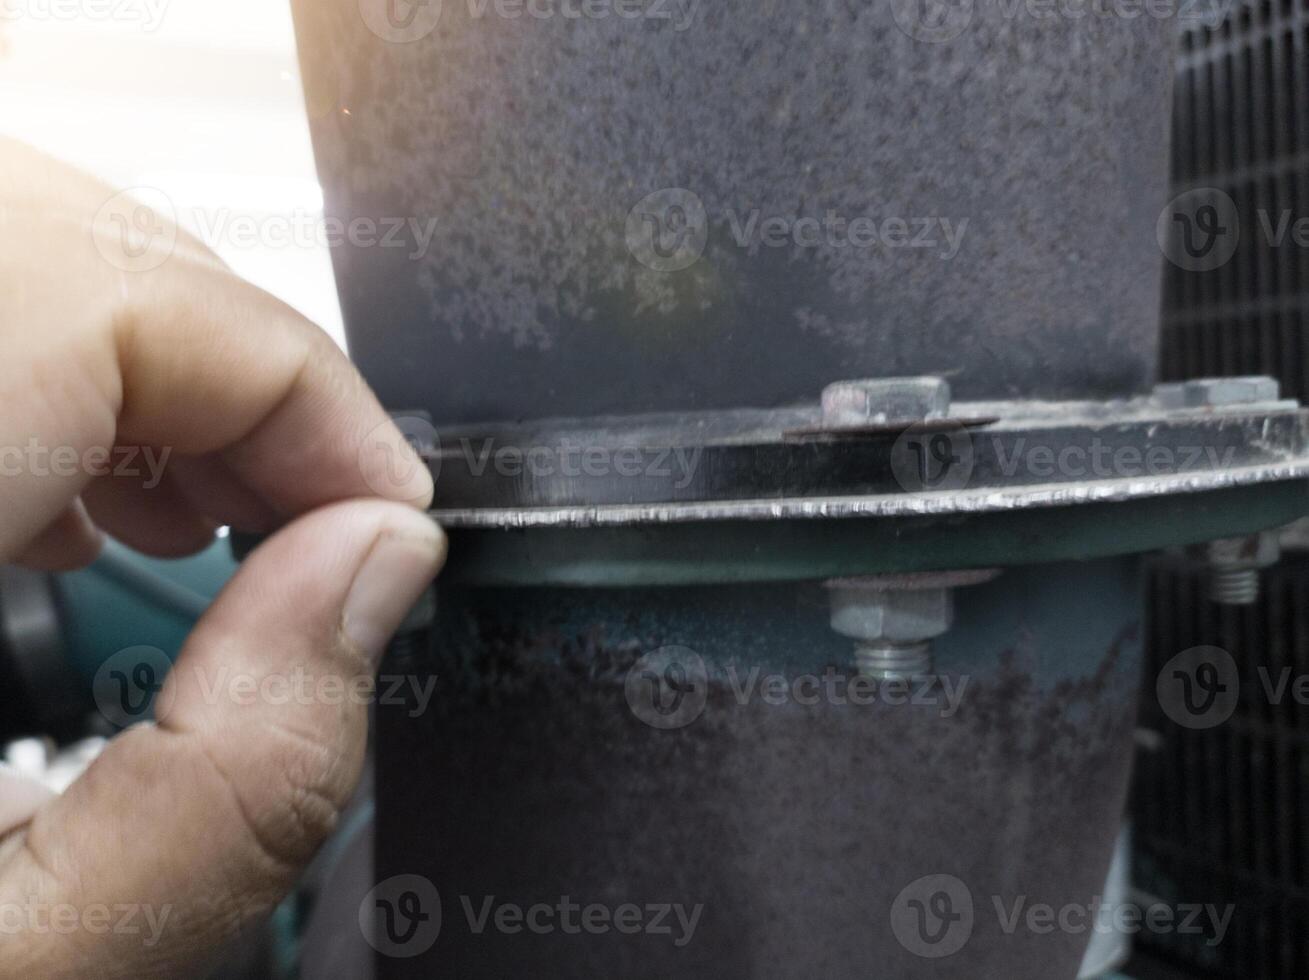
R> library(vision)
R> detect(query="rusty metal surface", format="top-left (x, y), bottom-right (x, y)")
top-left (290, 1), bottom-right (1173, 423)
top-left (376, 560), bottom-right (1142, 978)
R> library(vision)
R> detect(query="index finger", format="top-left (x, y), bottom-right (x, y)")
top-left (110, 257), bottom-right (434, 515)
top-left (0, 143), bottom-right (432, 558)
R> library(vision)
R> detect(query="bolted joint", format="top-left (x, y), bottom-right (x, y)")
top-left (827, 577), bottom-right (953, 681)
top-left (821, 376), bottom-right (950, 428)
top-left (853, 641), bottom-right (933, 682)
top-left (826, 570), bottom-right (999, 680)
top-left (1153, 375), bottom-right (1280, 410)
top-left (829, 585), bottom-right (953, 644)
top-left (1200, 532), bottom-right (1280, 606)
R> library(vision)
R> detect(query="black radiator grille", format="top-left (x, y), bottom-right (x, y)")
top-left (1141, 3), bottom-right (1309, 976)
top-left (1135, 558), bottom-right (1309, 978)
top-left (1160, 0), bottom-right (1309, 397)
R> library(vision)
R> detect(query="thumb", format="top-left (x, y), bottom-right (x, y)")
top-left (0, 499), bottom-right (445, 980)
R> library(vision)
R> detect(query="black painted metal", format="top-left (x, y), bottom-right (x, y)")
top-left (285, 5), bottom-right (1183, 977)
top-left (290, 1), bottom-right (1173, 423)
top-left (377, 563), bottom-right (1144, 980)
top-left (425, 406), bottom-right (1307, 511)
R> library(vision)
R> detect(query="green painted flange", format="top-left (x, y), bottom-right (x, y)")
top-left (439, 480), bottom-right (1309, 587)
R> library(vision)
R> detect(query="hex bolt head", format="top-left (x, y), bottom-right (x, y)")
top-left (821, 376), bottom-right (951, 427)
top-left (1153, 376), bottom-right (1280, 409)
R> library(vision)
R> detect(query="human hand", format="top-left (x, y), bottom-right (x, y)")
top-left (0, 138), bottom-right (445, 978)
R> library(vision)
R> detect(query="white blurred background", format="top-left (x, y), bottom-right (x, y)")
top-left (0, 0), bottom-right (345, 342)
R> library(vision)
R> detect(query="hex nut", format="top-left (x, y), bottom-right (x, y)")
top-left (1206, 531), bottom-right (1280, 571)
top-left (829, 586), bottom-right (953, 643)
top-left (821, 377), bottom-right (950, 426)
top-left (1155, 376), bottom-right (1280, 409)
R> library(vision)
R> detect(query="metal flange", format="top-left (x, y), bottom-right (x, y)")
top-left (403, 375), bottom-right (1309, 586)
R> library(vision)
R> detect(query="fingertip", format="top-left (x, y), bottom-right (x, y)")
top-left (352, 414), bottom-right (436, 510)
top-left (341, 506), bottom-right (445, 665)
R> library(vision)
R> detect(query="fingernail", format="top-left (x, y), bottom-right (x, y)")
top-left (343, 511), bottom-right (446, 666)
top-left (395, 437), bottom-right (435, 506)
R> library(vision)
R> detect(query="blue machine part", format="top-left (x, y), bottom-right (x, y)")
top-left (57, 537), bottom-right (235, 684)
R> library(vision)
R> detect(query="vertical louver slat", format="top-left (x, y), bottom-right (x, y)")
top-left (1141, 7), bottom-right (1308, 973)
